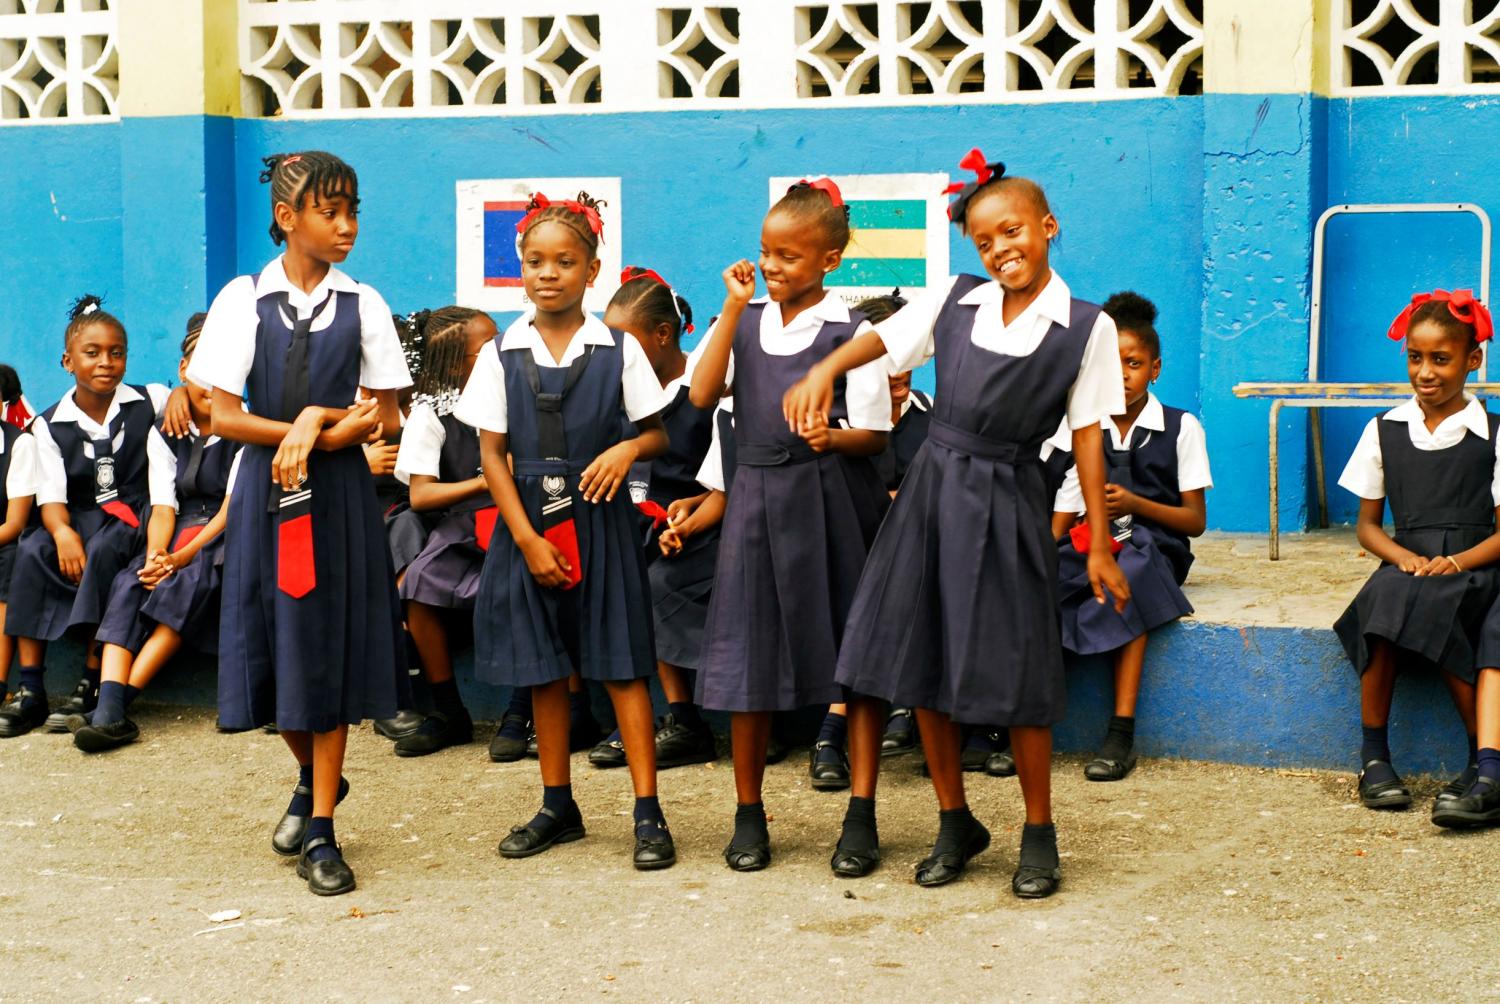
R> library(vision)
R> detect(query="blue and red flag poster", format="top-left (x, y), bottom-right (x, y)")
top-left (456, 177), bottom-right (622, 312)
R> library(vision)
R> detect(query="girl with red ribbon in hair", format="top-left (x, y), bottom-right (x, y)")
top-left (190, 151), bottom-right (410, 896)
top-left (784, 151), bottom-right (1130, 899)
top-left (455, 193), bottom-right (679, 871)
top-left (689, 177), bottom-right (893, 877)
top-left (581, 266), bottom-right (720, 772)
top-left (1334, 289), bottom-right (1500, 821)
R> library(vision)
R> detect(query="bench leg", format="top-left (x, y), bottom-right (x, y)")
top-left (1311, 407), bottom-right (1328, 529)
top-left (1269, 400), bottom-right (1283, 561)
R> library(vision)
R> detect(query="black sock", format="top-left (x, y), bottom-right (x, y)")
top-left (569, 689), bottom-right (596, 728)
top-left (669, 700), bottom-right (705, 730)
top-left (287, 765), bottom-right (314, 816)
top-left (1467, 734), bottom-right (1479, 767)
top-left (1478, 747), bottom-right (1500, 784)
top-left (817, 710), bottom-right (848, 747)
top-left (1019, 822), bottom-right (1059, 870)
top-left (839, 795), bottom-right (878, 852)
top-left (1360, 724), bottom-right (1391, 764)
top-left (732, 801), bottom-right (768, 847)
top-left (1098, 715), bottom-right (1136, 761)
top-left (304, 816), bottom-right (339, 863)
top-left (498, 689), bottom-right (531, 739)
top-left (964, 728), bottom-right (1000, 753)
top-left (634, 795), bottom-right (668, 840)
top-left (17, 665), bottom-right (45, 701)
top-left (932, 805), bottom-right (975, 857)
top-left (123, 684), bottom-right (142, 708)
top-left (525, 784), bottom-right (576, 836)
top-left (93, 681), bottom-right (127, 726)
top-left (429, 678), bottom-right (465, 718)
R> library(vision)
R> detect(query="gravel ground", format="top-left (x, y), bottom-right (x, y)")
top-left (2, 707), bottom-right (1498, 1003)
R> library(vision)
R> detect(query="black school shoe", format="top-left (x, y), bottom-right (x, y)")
top-left (272, 777), bottom-right (350, 857)
top-left (488, 714), bottom-right (531, 763)
top-left (44, 677), bottom-right (96, 733)
top-left (0, 689), bottom-right (50, 738)
top-left (1084, 751), bottom-right (1137, 782)
top-left (985, 748), bottom-right (1017, 777)
top-left (393, 709), bottom-right (474, 757)
top-left (297, 837), bottom-right (356, 896)
top-left (1431, 777), bottom-right (1500, 828)
top-left (1435, 762), bottom-right (1479, 803)
top-left (372, 709), bottom-right (425, 741)
top-left (961, 732), bottom-right (1005, 772)
top-left (633, 820), bottom-right (677, 871)
top-left (881, 709), bottom-right (917, 757)
top-left (915, 817), bottom-right (991, 888)
top-left (655, 714), bottom-right (717, 768)
top-left (499, 803), bottom-right (586, 858)
top-left (1357, 760), bottom-right (1412, 810)
top-left (588, 731), bottom-right (627, 768)
top-left (72, 717), bottom-right (140, 753)
top-left (809, 741), bottom-right (851, 791)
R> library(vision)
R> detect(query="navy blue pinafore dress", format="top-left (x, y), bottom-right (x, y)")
top-left (835, 275), bottom-right (1097, 726)
top-left (0, 422), bottom-right (23, 603)
top-left (874, 390), bottom-right (933, 491)
top-left (94, 430), bottom-right (236, 655)
top-left (472, 330), bottom-right (656, 687)
top-left (1055, 409), bottom-right (1196, 655)
top-left (1337, 414), bottom-right (1500, 684)
top-left (398, 412), bottom-right (490, 611)
top-left (695, 305), bottom-right (890, 712)
top-left (4, 387), bottom-right (155, 641)
top-left (216, 282), bottom-right (407, 732)
top-left (636, 381), bottom-right (720, 670)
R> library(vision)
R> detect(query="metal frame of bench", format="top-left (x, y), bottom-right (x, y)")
top-left (1232, 203), bottom-right (1492, 559)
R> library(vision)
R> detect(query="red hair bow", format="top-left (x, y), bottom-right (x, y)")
top-left (789, 177), bottom-right (844, 207)
top-left (515, 193), bottom-right (606, 241)
top-left (1387, 288), bottom-right (1494, 344)
top-left (942, 148), bottom-right (994, 195)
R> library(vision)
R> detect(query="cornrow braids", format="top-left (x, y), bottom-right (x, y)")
top-left (854, 288), bottom-right (908, 325)
top-left (773, 181), bottom-right (852, 251)
top-left (259, 150), bottom-right (360, 246)
top-left (64, 293), bottom-right (126, 348)
top-left (181, 312), bottom-right (208, 358)
top-left (397, 309), bottom-right (431, 385)
top-left (519, 191), bottom-right (606, 259)
top-left (611, 267), bottom-right (695, 343)
top-left (412, 305), bottom-right (483, 415)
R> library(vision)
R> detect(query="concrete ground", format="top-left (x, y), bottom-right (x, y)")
top-left (3, 708), bottom-right (1498, 1002)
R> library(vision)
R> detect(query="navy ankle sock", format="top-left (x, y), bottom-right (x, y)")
top-left (92, 681), bottom-right (127, 726)
top-left (430, 678), bottom-right (465, 717)
top-left (932, 805), bottom-right (975, 856)
top-left (287, 765), bottom-right (314, 816)
top-left (1360, 725), bottom-right (1391, 764)
top-left (303, 816), bottom-right (339, 863)
top-left (527, 784), bottom-right (576, 834)
top-left (1478, 747), bottom-right (1500, 783)
top-left (669, 701), bottom-right (705, 730)
top-left (123, 684), bottom-right (142, 708)
top-left (634, 795), bottom-right (668, 840)
top-left (17, 665), bottom-right (44, 700)
top-left (605, 726), bottom-right (621, 744)
top-left (817, 711), bottom-right (848, 748)
top-left (840, 795), bottom-right (878, 852)
top-left (1098, 715), bottom-right (1136, 761)
top-left (964, 728), bottom-right (1001, 753)
top-left (1019, 822), bottom-right (1060, 870)
top-left (732, 801), bottom-right (768, 847)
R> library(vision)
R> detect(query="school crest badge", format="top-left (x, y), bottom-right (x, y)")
top-left (94, 455), bottom-right (116, 492)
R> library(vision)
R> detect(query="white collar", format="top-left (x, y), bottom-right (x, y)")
top-left (754, 292), bottom-right (851, 328)
top-left (253, 256), bottom-right (360, 300)
top-left (49, 383), bottom-right (144, 427)
top-left (1112, 393), bottom-right (1165, 434)
top-left (1383, 394), bottom-right (1490, 440)
top-left (498, 311), bottom-right (617, 355)
top-left (957, 271), bottom-right (1072, 328)
top-left (898, 390), bottom-right (930, 420)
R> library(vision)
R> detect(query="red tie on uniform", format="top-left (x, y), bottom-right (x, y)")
top-left (635, 500), bottom-right (670, 529)
top-left (171, 524), bottom-right (204, 551)
top-left (474, 506), bottom-right (499, 552)
top-left (100, 500), bottom-right (140, 528)
top-left (276, 489), bottom-right (316, 599)
top-left (1069, 521), bottom-right (1124, 556)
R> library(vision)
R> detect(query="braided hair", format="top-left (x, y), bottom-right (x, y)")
top-left (181, 312), bottom-right (208, 358)
top-left (411, 306), bottom-right (483, 416)
top-left (854, 288), bottom-right (908, 325)
top-left (0, 364), bottom-right (21, 407)
top-left (1102, 291), bottom-right (1160, 359)
top-left (611, 267), bottom-right (694, 343)
top-left (259, 151), bottom-right (359, 246)
top-left (518, 191), bottom-right (606, 259)
top-left (773, 181), bottom-right (851, 251)
top-left (65, 293), bottom-right (125, 348)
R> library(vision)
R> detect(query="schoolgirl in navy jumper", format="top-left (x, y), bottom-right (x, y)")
top-left (75, 317), bottom-right (240, 752)
top-left (1334, 290), bottom-right (1500, 815)
top-left (0, 364), bottom-right (34, 429)
top-left (785, 152), bottom-right (1130, 899)
top-left (386, 305), bottom-right (498, 757)
top-left (0, 297), bottom-right (178, 739)
top-left (0, 409), bottom-right (38, 701)
top-left (454, 192), bottom-right (678, 871)
top-left (189, 151), bottom-right (410, 896)
top-left (585, 266), bottom-right (718, 771)
top-left (1051, 292), bottom-right (1211, 781)
top-left (688, 178), bottom-right (893, 874)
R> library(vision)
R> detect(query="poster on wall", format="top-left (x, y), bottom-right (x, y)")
top-left (767, 173), bottom-right (949, 306)
top-left (455, 177), bottom-right (622, 313)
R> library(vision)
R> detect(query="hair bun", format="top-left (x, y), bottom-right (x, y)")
top-left (1102, 290), bottom-right (1157, 329)
top-left (68, 293), bottom-right (105, 321)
